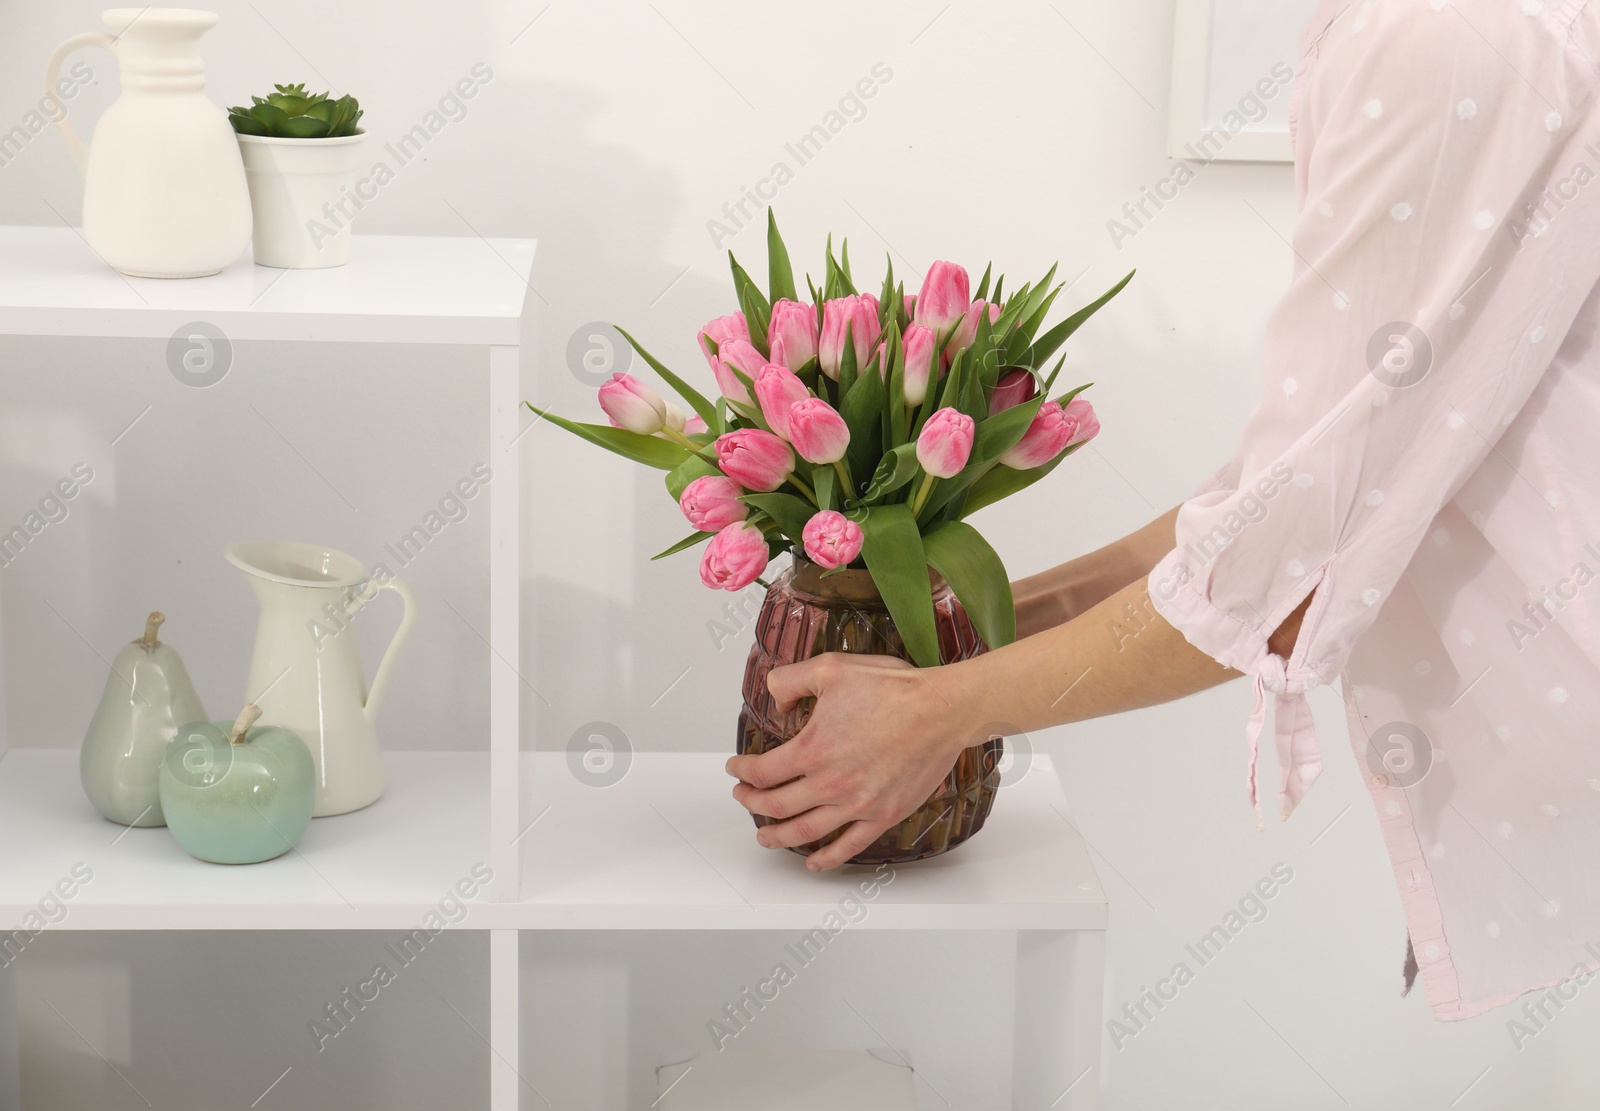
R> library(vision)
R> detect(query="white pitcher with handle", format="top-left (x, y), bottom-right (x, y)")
top-left (226, 542), bottom-right (417, 817)
top-left (47, 8), bottom-right (251, 277)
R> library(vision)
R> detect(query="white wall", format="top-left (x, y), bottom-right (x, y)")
top-left (3, 0), bottom-right (1598, 1107)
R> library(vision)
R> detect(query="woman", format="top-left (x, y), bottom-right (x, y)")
top-left (729, 0), bottom-right (1600, 1022)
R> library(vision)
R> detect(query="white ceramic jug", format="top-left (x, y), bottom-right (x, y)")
top-left (46, 8), bottom-right (251, 277)
top-left (226, 542), bottom-right (417, 817)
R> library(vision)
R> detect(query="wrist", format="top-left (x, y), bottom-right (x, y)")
top-left (926, 656), bottom-right (1001, 757)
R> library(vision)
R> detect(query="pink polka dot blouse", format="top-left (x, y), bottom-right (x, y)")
top-left (1148, 0), bottom-right (1600, 1020)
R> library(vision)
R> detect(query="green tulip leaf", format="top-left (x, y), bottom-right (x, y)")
top-left (665, 453), bottom-right (722, 501)
top-left (742, 493), bottom-right (814, 549)
top-left (861, 443), bottom-right (920, 504)
top-left (614, 326), bottom-right (720, 431)
top-left (923, 521), bottom-right (1016, 649)
top-left (1027, 270), bottom-right (1135, 369)
top-left (523, 405), bottom-right (690, 470)
top-left (653, 531), bottom-right (713, 561)
top-left (960, 441), bottom-right (1086, 518)
top-left (766, 209), bottom-right (799, 305)
top-left (853, 504), bottom-right (940, 668)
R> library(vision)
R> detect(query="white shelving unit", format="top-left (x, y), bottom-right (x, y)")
top-left (0, 228), bottom-right (1109, 1111)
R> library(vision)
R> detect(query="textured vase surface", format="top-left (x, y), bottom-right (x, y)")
top-left (738, 557), bottom-right (1002, 866)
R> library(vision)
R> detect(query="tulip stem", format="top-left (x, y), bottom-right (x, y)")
top-left (788, 473), bottom-right (819, 506)
top-left (909, 472), bottom-right (936, 517)
top-left (832, 459), bottom-right (854, 499)
top-left (663, 427), bottom-right (721, 468)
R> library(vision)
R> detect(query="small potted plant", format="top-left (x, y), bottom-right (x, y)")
top-left (229, 83), bottom-right (364, 269)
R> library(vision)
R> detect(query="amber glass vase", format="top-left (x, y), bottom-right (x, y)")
top-left (737, 555), bottom-right (1003, 866)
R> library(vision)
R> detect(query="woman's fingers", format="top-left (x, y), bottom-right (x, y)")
top-left (731, 776), bottom-right (821, 820)
top-left (724, 737), bottom-right (807, 790)
top-left (755, 805), bottom-right (850, 850)
top-left (767, 653), bottom-right (915, 712)
top-left (805, 819), bottom-right (896, 872)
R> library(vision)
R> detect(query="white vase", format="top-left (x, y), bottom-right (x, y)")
top-left (226, 541), bottom-right (417, 818)
top-left (237, 133), bottom-right (366, 268)
top-left (46, 8), bottom-right (251, 278)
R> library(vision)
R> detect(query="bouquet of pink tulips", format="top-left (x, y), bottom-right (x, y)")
top-left (529, 212), bottom-right (1131, 668)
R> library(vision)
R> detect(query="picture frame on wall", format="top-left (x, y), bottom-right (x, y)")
top-left (1167, 0), bottom-right (1321, 163)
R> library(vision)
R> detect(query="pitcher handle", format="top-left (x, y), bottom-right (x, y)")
top-left (45, 32), bottom-right (114, 173)
top-left (364, 577), bottom-right (418, 721)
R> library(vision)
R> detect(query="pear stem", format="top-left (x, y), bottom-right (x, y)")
top-left (141, 612), bottom-right (165, 647)
top-left (229, 703), bottom-right (263, 747)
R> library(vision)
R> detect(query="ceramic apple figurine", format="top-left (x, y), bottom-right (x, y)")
top-left (80, 612), bottom-right (208, 827)
top-left (159, 703), bottom-right (315, 865)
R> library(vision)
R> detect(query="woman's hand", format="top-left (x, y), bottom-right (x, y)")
top-left (726, 652), bottom-right (977, 872)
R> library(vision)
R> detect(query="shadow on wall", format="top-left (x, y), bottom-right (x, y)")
top-left (481, 78), bottom-right (756, 754)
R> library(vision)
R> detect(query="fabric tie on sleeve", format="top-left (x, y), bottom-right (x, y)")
top-left (1243, 655), bottom-right (1322, 830)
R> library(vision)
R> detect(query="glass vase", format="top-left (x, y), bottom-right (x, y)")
top-left (737, 555), bottom-right (1003, 866)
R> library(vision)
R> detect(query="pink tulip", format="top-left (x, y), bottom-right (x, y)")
top-left (680, 475), bottom-right (748, 532)
top-left (989, 369), bottom-right (1039, 415)
top-left (754, 363), bottom-right (810, 440)
top-left (598, 373), bottom-right (666, 435)
top-left (699, 521), bottom-right (770, 592)
top-left (903, 293), bottom-right (917, 319)
top-left (713, 338), bottom-right (766, 405)
top-left (715, 428), bottom-right (795, 492)
top-left (802, 510), bottom-right (864, 570)
top-left (767, 299), bottom-right (819, 373)
top-left (787, 398), bottom-right (851, 465)
top-left (663, 402), bottom-right (688, 433)
top-left (902, 324), bottom-right (938, 407)
top-left (819, 294), bottom-right (883, 380)
top-left (1063, 396), bottom-right (1100, 447)
top-left (699, 313), bottom-right (751, 367)
top-left (685, 414), bottom-right (709, 435)
top-left (946, 299), bottom-right (1002, 364)
top-left (999, 401), bottom-right (1076, 469)
top-left (915, 262), bottom-right (971, 334)
top-left (917, 408), bottom-right (976, 479)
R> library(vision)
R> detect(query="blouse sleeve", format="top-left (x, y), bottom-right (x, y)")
top-left (1147, 0), bottom-right (1600, 825)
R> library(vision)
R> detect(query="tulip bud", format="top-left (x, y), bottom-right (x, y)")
top-left (945, 299), bottom-right (1001, 365)
top-left (713, 339), bottom-right (765, 405)
top-left (902, 324), bottom-right (938, 407)
top-left (999, 401), bottom-right (1075, 470)
top-left (819, 295), bottom-right (884, 380)
top-left (699, 313), bottom-right (751, 368)
top-left (786, 398), bottom-right (852, 465)
top-left (1063, 397), bottom-right (1100, 448)
top-left (715, 428), bottom-right (795, 492)
top-left (754, 363), bottom-right (810, 440)
top-left (916, 408), bottom-right (976, 479)
top-left (802, 510), bottom-right (864, 570)
top-left (679, 475), bottom-right (749, 532)
top-left (915, 261), bottom-right (971, 335)
top-left (597, 373), bottom-right (667, 435)
top-left (989, 369), bottom-right (1039, 416)
top-left (767, 299), bottom-right (819, 373)
top-left (699, 520), bottom-right (771, 592)
top-left (685, 414), bottom-right (709, 435)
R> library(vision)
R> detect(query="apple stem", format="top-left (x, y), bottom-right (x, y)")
top-left (141, 611), bottom-right (165, 647)
top-left (229, 703), bottom-right (263, 746)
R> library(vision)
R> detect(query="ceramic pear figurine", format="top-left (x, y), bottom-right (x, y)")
top-left (160, 703), bottom-right (315, 865)
top-left (80, 612), bottom-right (208, 827)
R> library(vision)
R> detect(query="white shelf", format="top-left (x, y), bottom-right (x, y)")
top-left (0, 751), bottom-right (490, 930)
top-left (0, 226), bottom-right (536, 344)
top-left (517, 752), bottom-right (1106, 931)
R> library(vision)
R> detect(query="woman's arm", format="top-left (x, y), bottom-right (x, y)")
top-left (1012, 507), bottom-right (1180, 638)
top-left (727, 575), bottom-right (1310, 870)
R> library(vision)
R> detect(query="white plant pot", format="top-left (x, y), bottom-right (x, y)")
top-left (237, 132), bottom-right (366, 269)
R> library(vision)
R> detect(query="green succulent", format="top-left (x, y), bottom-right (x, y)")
top-left (229, 83), bottom-right (363, 139)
